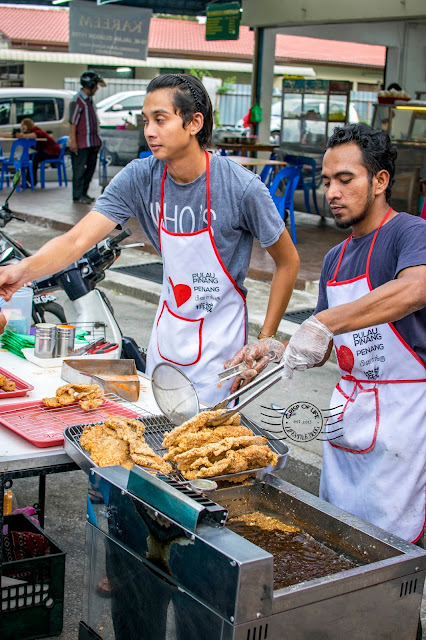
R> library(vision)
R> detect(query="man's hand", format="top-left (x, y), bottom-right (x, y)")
top-left (0, 312), bottom-right (6, 335)
top-left (224, 338), bottom-right (285, 393)
top-left (283, 316), bottom-right (334, 373)
top-left (0, 262), bottom-right (31, 301)
top-left (69, 139), bottom-right (78, 154)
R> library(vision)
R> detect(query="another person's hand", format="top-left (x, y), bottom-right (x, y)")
top-left (224, 338), bottom-right (285, 393)
top-left (69, 139), bottom-right (78, 154)
top-left (0, 263), bottom-right (30, 301)
top-left (283, 315), bottom-right (333, 374)
top-left (0, 312), bottom-right (6, 335)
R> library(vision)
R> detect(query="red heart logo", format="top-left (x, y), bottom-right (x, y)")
top-left (169, 277), bottom-right (192, 308)
top-left (336, 345), bottom-right (354, 374)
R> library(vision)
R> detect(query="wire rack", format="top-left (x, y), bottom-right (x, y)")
top-left (0, 393), bottom-right (155, 448)
top-left (65, 409), bottom-right (288, 483)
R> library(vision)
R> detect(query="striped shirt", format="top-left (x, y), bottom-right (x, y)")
top-left (69, 89), bottom-right (101, 149)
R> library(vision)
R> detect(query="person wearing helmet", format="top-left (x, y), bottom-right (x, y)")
top-left (69, 71), bottom-right (106, 204)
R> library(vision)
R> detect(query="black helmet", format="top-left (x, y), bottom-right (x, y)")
top-left (80, 71), bottom-right (106, 90)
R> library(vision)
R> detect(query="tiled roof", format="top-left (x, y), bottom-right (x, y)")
top-left (0, 7), bottom-right (386, 68)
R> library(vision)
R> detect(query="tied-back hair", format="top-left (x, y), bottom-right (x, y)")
top-left (21, 118), bottom-right (35, 130)
top-left (326, 123), bottom-right (397, 202)
top-left (146, 73), bottom-right (213, 148)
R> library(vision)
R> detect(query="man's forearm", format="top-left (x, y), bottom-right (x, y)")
top-left (316, 266), bottom-right (426, 335)
top-left (261, 261), bottom-right (299, 336)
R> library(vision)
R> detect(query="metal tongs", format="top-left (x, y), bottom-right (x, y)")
top-left (205, 359), bottom-right (292, 427)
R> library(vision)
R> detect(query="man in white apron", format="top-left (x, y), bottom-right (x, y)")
top-left (0, 74), bottom-right (299, 409)
top-left (227, 123), bottom-right (426, 544)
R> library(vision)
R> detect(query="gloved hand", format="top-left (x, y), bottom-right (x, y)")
top-left (283, 315), bottom-right (334, 373)
top-left (224, 338), bottom-right (285, 393)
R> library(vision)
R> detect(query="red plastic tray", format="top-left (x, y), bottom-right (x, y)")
top-left (0, 398), bottom-right (143, 448)
top-left (0, 367), bottom-right (34, 399)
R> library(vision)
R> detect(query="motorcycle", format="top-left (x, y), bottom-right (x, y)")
top-left (0, 170), bottom-right (147, 371)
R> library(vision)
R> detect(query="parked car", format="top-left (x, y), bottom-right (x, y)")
top-left (0, 88), bottom-right (73, 140)
top-left (236, 96), bottom-right (359, 144)
top-left (96, 91), bottom-right (146, 127)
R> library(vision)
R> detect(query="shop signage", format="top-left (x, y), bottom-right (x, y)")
top-left (206, 2), bottom-right (241, 41)
top-left (69, 0), bottom-right (152, 59)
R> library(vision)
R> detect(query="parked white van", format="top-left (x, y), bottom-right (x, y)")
top-left (0, 88), bottom-right (73, 142)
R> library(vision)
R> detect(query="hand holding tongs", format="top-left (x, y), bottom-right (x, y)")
top-left (205, 359), bottom-right (292, 427)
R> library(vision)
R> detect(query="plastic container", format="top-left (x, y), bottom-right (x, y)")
top-left (1, 513), bottom-right (65, 640)
top-left (1, 287), bottom-right (33, 335)
top-left (34, 323), bottom-right (57, 359)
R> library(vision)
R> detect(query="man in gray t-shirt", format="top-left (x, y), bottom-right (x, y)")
top-left (94, 153), bottom-right (284, 295)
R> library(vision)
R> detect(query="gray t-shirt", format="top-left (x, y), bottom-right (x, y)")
top-left (93, 153), bottom-right (284, 295)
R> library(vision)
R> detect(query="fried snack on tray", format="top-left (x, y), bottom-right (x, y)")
top-left (0, 374), bottom-right (16, 392)
top-left (162, 411), bottom-right (278, 481)
top-left (80, 415), bottom-right (172, 474)
top-left (42, 384), bottom-right (104, 411)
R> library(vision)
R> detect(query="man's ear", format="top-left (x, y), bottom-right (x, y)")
top-left (374, 169), bottom-right (390, 196)
top-left (190, 112), bottom-right (204, 137)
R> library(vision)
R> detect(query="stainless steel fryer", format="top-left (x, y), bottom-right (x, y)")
top-left (78, 464), bottom-right (426, 640)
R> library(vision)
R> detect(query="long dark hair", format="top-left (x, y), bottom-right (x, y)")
top-left (146, 73), bottom-right (213, 148)
top-left (326, 123), bottom-right (397, 202)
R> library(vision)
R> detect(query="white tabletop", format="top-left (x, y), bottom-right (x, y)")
top-left (0, 350), bottom-right (160, 472)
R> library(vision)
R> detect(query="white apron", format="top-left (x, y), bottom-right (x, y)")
top-left (320, 209), bottom-right (426, 542)
top-left (146, 151), bottom-right (247, 407)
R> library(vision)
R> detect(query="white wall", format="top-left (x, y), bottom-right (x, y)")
top-left (24, 61), bottom-right (86, 89)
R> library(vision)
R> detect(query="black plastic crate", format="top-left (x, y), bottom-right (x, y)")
top-left (1, 513), bottom-right (66, 640)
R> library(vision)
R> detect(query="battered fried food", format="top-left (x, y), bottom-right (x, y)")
top-left (42, 383), bottom-right (104, 410)
top-left (0, 374), bottom-right (16, 392)
top-left (80, 415), bottom-right (170, 474)
top-left (174, 435), bottom-right (268, 470)
top-left (79, 397), bottom-right (104, 412)
top-left (163, 424), bottom-right (253, 461)
top-left (162, 410), bottom-right (241, 449)
top-left (1, 380), bottom-right (16, 392)
top-left (163, 409), bottom-right (278, 481)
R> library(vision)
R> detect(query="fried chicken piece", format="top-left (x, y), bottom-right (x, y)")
top-left (163, 425), bottom-right (253, 462)
top-left (58, 390), bottom-right (76, 405)
top-left (42, 396), bottom-right (63, 408)
top-left (104, 415), bottom-right (139, 444)
top-left (182, 445), bottom-right (278, 480)
top-left (174, 435), bottom-right (267, 471)
top-left (76, 385), bottom-right (102, 399)
top-left (162, 410), bottom-right (241, 449)
top-left (130, 452), bottom-right (172, 474)
top-left (79, 397), bottom-right (104, 412)
top-left (0, 374), bottom-right (7, 387)
top-left (80, 423), bottom-right (131, 467)
top-left (56, 384), bottom-right (75, 396)
top-left (183, 458), bottom-right (232, 480)
top-left (1, 380), bottom-right (16, 392)
top-left (125, 418), bottom-right (146, 438)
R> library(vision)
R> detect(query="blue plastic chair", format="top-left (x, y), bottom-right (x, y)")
top-left (269, 166), bottom-right (301, 244)
top-left (283, 155), bottom-right (322, 216)
top-left (259, 153), bottom-right (277, 188)
top-left (138, 150), bottom-right (153, 159)
top-left (40, 136), bottom-right (69, 188)
top-left (0, 139), bottom-right (36, 191)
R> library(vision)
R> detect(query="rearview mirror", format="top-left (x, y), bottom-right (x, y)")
top-left (111, 104), bottom-right (123, 111)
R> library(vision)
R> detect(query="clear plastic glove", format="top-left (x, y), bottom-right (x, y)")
top-left (224, 338), bottom-right (285, 393)
top-left (283, 315), bottom-right (334, 373)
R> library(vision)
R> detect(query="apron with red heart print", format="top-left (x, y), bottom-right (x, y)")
top-left (320, 209), bottom-right (426, 542)
top-left (146, 151), bottom-right (247, 408)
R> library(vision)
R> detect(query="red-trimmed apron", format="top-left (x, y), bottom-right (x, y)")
top-left (320, 209), bottom-right (426, 542)
top-left (146, 151), bottom-right (247, 407)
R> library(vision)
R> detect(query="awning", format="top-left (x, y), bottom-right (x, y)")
top-left (0, 0), bottom-right (211, 15)
top-left (0, 48), bottom-right (316, 76)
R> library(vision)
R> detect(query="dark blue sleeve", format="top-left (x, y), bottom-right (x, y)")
top-left (314, 250), bottom-right (337, 314)
top-left (394, 216), bottom-right (426, 277)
